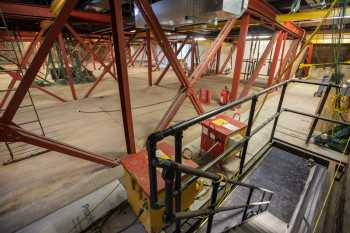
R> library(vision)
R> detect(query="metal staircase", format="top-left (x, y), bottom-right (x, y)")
top-left (145, 79), bottom-right (347, 233)
top-left (0, 9), bottom-right (47, 165)
top-left (227, 212), bottom-right (287, 233)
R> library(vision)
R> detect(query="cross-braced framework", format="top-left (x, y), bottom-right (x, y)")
top-left (0, 0), bottom-right (305, 165)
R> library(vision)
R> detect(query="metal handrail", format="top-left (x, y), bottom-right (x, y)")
top-left (146, 79), bottom-right (346, 233)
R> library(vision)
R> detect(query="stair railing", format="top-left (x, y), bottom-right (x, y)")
top-left (146, 79), bottom-right (348, 233)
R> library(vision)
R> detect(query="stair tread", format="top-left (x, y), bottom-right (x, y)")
top-left (229, 212), bottom-right (287, 233)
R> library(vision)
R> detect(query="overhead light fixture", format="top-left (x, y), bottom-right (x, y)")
top-left (130, 30), bottom-right (136, 33)
top-left (246, 35), bottom-right (271, 39)
top-left (195, 37), bottom-right (206, 41)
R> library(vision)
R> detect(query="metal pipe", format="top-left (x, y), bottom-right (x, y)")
top-left (239, 96), bottom-right (258, 174)
top-left (283, 107), bottom-right (350, 127)
top-left (230, 14), bottom-right (250, 101)
top-left (174, 201), bottom-right (271, 220)
top-left (174, 131), bottom-right (183, 233)
top-left (269, 82), bottom-right (288, 142)
top-left (206, 181), bottom-right (219, 233)
top-left (242, 188), bottom-right (254, 222)
top-left (109, 0), bottom-right (136, 154)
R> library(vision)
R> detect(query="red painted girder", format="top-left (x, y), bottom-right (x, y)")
top-left (109, 0), bottom-right (136, 154)
top-left (230, 14), bottom-right (250, 101)
top-left (146, 30), bottom-right (153, 86)
top-left (239, 33), bottom-right (278, 99)
top-left (135, 0), bottom-right (204, 129)
top-left (283, 40), bottom-right (301, 81)
top-left (58, 33), bottom-right (78, 100)
top-left (7, 71), bottom-right (67, 103)
top-left (0, 2), bottom-right (110, 24)
top-left (134, 0), bottom-right (190, 88)
top-left (84, 60), bottom-right (114, 98)
top-left (304, 44), bottom-right (313, 76)
top-left (0, 123), bottom-right (118, 167)
top-left (154, 36), bottom-right (190, 85)
top-left (65, 24), bottom-right (116, 79)
top-left (276, 39), bottom-right (299, 83)
top-left (218, 43), bottom-right (236, 74)
top-left (1, 0), bottom-right (79, 124)
top-left (156, 91), bottom-right (188, 130)
top-left (267, 31), bottom-right (284, 87)
top-left (155, 19), bottom-right (235, 130)
top-left (248, 0), bottom-right (303, 38)
top-left (20, 28), bottom-right (45, 68)
top-left (129, 44), bottom-right (145, 66)
top-left (189, 19), bottom-right (236, 87)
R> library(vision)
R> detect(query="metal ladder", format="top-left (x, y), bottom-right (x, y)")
top-left (0, 9), bottom-right (47, 165)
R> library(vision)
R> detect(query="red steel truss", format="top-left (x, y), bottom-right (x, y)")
top-left (0, 0), bottom-right (305, 166)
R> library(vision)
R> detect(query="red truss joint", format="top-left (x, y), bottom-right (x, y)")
top-left (186, 88), bottom-right (195, 97)
top-left (0, 123), bottom-right (119, 167)
top-left (283, 21), bottom-right (304, 38)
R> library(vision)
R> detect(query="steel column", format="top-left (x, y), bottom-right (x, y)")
top-left (276, 39), bottom-right (298, 83)
top-left (1, 0), bottom-right (79, 123)
top-left (134, 0), bottom-right (190, 88)
top-left (281, 40), bottom-right (300, 81)
top-left (215, 46), bottom-right (222, 74)
top-left (218, 43), bottom-right (235, 74)
top-left (65, 24), bottom-right (116, 79)
top-left (267, 32), bottom-right (284, 87)
top-left (304, 44), bottom-right (314, 76)
top-left (239, 33), bottom-right (278, 99)
top-left (230, 14), bottom-right (250, 101)
top-left (189, 19), bottom-right (236, 86)
top-left (191, 39), bottom-right (196, 74)
top-left (109, 0), bottom-right (136, 154)
top-left (154, 36), bottom-right (190, 85)
top-left (0, 123), bottom-right (118, 167)
top-left (83, 61), bottom-right (114, 98)
top-left (20, 28), bottom-right (45, 68)
top-left (146, 30), bottom-right (152, 86)
top-left (129, 44), bottom-right (145, 66)
top-left (58, 33), bottom-right (78, 100)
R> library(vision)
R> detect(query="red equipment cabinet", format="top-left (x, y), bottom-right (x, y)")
top-left (200, 114), bottom-right (247, 158)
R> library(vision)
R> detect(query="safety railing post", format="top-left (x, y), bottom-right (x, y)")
top-left (146, 138), bottom-right (160, 208)
top-left (257, 192), bottom-right (266, 214)
top-left (174, 131), bottom-right (183, 233)
top-left (162, 167), bottom-right (175, 223)
top-left (270, 82), bottom-right (288, 142)
top-left (239, 95), bottom-right (258, 174)
top-left (206, 181), bottom-right (220, 233)
top-left (242, 188), bottom-right (254, 222)
top-left (306, 84), bottom-right (332, 143)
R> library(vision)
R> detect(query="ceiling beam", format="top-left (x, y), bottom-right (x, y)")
top-left (276, 7), bottom-right (350, 23)
top-left (0, 2), bottom-right (110, 23)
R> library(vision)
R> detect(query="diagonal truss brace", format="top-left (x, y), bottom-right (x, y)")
top-left (135, 0), bottom-right (237, 130)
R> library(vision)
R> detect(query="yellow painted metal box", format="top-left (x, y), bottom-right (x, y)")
top-left (121, 142), bottom-right (199, 233)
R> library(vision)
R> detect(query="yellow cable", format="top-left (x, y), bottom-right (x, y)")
top-left (311, 134), bottom-right (350, 233)
top-left (252, 0), bottom-right (339, 124)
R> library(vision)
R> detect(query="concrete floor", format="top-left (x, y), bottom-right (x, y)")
top-left (0, 67), bottom-right (347, 233)
top-left (0, 67), bottom-right (261, 233)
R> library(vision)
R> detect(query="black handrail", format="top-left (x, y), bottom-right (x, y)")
top-left (146, 79), bottom-right (345, 233)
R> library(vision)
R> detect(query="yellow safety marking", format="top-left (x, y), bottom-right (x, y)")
top-left (212, 118), bottom-right (228, 126)
top-left (156, 149), bottom-right (170, 160)
top-left (50, 0), bottom-right (66, 17)
top-left (276, 7), bottom-right (350, 23)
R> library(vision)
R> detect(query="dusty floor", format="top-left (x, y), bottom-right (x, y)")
top-left (0, 66), bottom-right (346, 233)
top-left (0, 66), bottom-right (261, 233)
